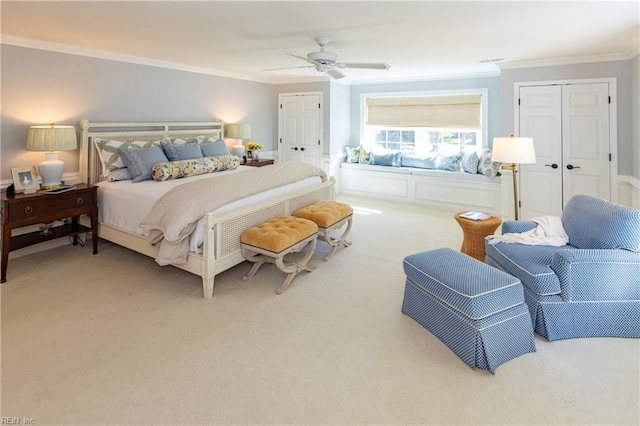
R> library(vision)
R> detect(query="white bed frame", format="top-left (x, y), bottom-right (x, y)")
top-left (79, 120), bottom-right (334, 298)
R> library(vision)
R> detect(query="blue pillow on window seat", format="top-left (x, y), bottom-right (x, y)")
top-left (437, 152), bottom-right (463, 171)
top-left (369, 151), bottom-right (402, 167)
top-left (401, 153), bottom-right (439, 169)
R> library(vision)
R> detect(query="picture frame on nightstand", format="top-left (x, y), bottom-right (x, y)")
top-left (10, 166), bottom-right (39, 194)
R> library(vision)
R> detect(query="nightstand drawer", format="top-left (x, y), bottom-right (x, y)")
top-left (7, 189), bottom-right (96, 222)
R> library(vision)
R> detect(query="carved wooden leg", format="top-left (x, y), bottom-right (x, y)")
top-left (322, 216), bottom-right (353, 261)
top-left (275, 238), bottom-right (317, 294)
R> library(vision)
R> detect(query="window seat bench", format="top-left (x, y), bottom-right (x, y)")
top-left (337, 162), bottom-right (506, 214)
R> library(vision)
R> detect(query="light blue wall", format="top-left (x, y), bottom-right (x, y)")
top-left (500, 60), bottom-right (634, 177)
top-left (348, 76), bottom-right (502, 149)
top-left (1, 45), bottom-right (274, 181)
top-left (328, 82), bottom-right (351, 158)
top-left (632, 54), bottom-right (639, 179)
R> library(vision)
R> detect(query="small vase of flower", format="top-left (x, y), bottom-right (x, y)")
top-left (245, 141), bottom-right (263, 162)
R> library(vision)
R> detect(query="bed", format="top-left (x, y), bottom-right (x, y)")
top-left (79, 120), bottom-right (334, 298)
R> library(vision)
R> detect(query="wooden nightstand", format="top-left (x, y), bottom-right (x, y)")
top-left (1, 183), bottom-right (99, 283)
top-left (244, 159), bottom-right (275, 167)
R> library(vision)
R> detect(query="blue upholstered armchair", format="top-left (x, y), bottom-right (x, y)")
top-left (485, 195), bottom-right (640, 341)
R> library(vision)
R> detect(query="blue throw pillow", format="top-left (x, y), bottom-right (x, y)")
top-left (461, 151), bottom-right (479, 174)
top-left (478, 148), bottom-right (501, 178)
top-left (200, 139), bottom-right (230, 157)
top-left (119, 146), bottom-right (169, 182)
top-left (437, 152), bottom-right (463, 171)
top-left (370, 151), bottom-right (402, 167)
top-left (161, 141), bottom-right (203, 161)
top-left (401, 153), bottom-right (439, 169)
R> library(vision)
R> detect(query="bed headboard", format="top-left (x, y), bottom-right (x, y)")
top-left (80, 119), bottom-right (225, 184)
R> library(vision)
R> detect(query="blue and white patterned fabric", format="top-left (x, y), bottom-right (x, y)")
top-left (402, 248), bottom-right (536, 373)
top-left (485, 195), bottom-right (640, 341)
top-left (562, 194), bottom-right (640, 251)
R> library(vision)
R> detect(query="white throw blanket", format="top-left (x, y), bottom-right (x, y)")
top-left (140, 162), bottom-right (327, 265)
top-left (487, 215), bottom-right (569, 247)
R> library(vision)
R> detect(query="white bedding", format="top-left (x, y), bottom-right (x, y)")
top-left (97, 166), bottom-right (322, 253)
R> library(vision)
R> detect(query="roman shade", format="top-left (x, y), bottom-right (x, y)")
top-left (366, 94), bottom-right (482, 128)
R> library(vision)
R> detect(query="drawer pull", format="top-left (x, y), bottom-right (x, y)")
top-left (76, 197), bottom-right (84, 205)
top-left (24, 205), bottom-right (33, 214)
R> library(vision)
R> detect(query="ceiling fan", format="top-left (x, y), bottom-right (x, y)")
top-left (264, 37), bottom-right (390, 79)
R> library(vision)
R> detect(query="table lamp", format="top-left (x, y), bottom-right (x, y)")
top-left (226, 123), bottom-right (252, 160)
top-left (491, 135), bottom-right (536, 220)
top-left (26, 124), bottom-right (78, 189)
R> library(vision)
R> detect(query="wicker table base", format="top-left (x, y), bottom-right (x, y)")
top-left (454, 212), bottom-right (502, 261)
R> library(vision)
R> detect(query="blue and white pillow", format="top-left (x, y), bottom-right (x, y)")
top-left (461, 151), bottom-right (479, 174)
top-left (478, 148), bottom-right (501, 178)
top-left (369, 151), bottom-right (402, 167)
top-left (401, 153), bottom-right (439, 169)
top-left (437, 152), bottom-right (463, 171)
top-left (344, 146), bottom-right (360, 163)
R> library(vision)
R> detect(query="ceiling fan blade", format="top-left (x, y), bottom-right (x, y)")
top-left (287, 53), bottom-right (320, 66)
top-left (262, 65), bottom-right (315, 71)
top-left (337, 62), bottom-right (390, 70)
top-left (326, 68), bottom-right (345, 79)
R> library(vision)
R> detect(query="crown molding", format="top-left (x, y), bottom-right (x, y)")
top-left (1, 35), bottom-right (277, 84)
top-left (498, 51), bottom-right (635, 70)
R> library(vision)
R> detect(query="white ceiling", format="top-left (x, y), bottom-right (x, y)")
top-left (2, 1), bottom-right (639, 84)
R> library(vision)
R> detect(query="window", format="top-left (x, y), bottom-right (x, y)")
top-left (362, 91), bottom-right (487, 155)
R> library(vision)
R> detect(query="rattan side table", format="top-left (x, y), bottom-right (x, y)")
top-left (454, 212), bottom-right (502, 261)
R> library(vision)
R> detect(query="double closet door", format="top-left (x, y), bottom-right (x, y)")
top-left (278, 93), bottom-right (322, 167)
top-left (517, 82), bottom-right (612, 219)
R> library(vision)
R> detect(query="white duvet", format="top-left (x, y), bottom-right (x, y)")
top-left (97, 166), bottom-right (322, 254)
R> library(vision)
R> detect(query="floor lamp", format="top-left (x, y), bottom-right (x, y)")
top-left (491, 135), bottom-right (536, 220)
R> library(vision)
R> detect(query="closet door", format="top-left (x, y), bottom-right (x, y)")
top-left (519, 85), bottom-right (563, 218)
top-left (562, 83), bottom-right (611, 203)
top-left (278, 93), bottom-right (322, 166)
top-left (518, 82), bottom-right (611, 220)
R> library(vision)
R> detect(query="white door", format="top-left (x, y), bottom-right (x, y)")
top-left (518, 82), bottom-right (611, 220)
top-left (519, 85), bottom-right (564, 218)
top-left (562, 83), bottom-right (611, 202)
top-left (278, 93), bottom-right (322, 166)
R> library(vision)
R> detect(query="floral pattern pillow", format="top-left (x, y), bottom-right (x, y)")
top-left (152, 155), bottom-right (240, 182)
top-left (478, 148), bottom-right (501, 178)
top-left (344, 146), bottom-right (360, 163)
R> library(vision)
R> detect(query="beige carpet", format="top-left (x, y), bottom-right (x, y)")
top-left (1, 195), bottom-right (639, 425)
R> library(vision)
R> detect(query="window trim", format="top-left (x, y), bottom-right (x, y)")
top-left (360, 88), bottom-right (489, 149)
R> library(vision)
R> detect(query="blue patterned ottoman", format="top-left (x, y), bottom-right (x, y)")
top-left (402, 248), bottom-right (536, 373)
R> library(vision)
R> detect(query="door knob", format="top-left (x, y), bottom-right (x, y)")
top-left (300, 147), bottom-right (305, 151)
top-left (291, 147), bottom-right (298, 151)
top-left (545, 163), bottom-right (559, 169)
top-left (566, 164), bottom-right (581, 170)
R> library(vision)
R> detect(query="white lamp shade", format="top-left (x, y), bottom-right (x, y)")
top-left (26, 124), bottom-right (77, 152)
top-left (491, 136), bottom-right (536, 164)
top-left (226, 123), bottom-right (251, 140)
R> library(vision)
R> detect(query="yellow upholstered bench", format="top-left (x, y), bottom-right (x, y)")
top-left (292, 201), bottom-right (353, 261)
top-left (240, 216), bottom-right (318, 294)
